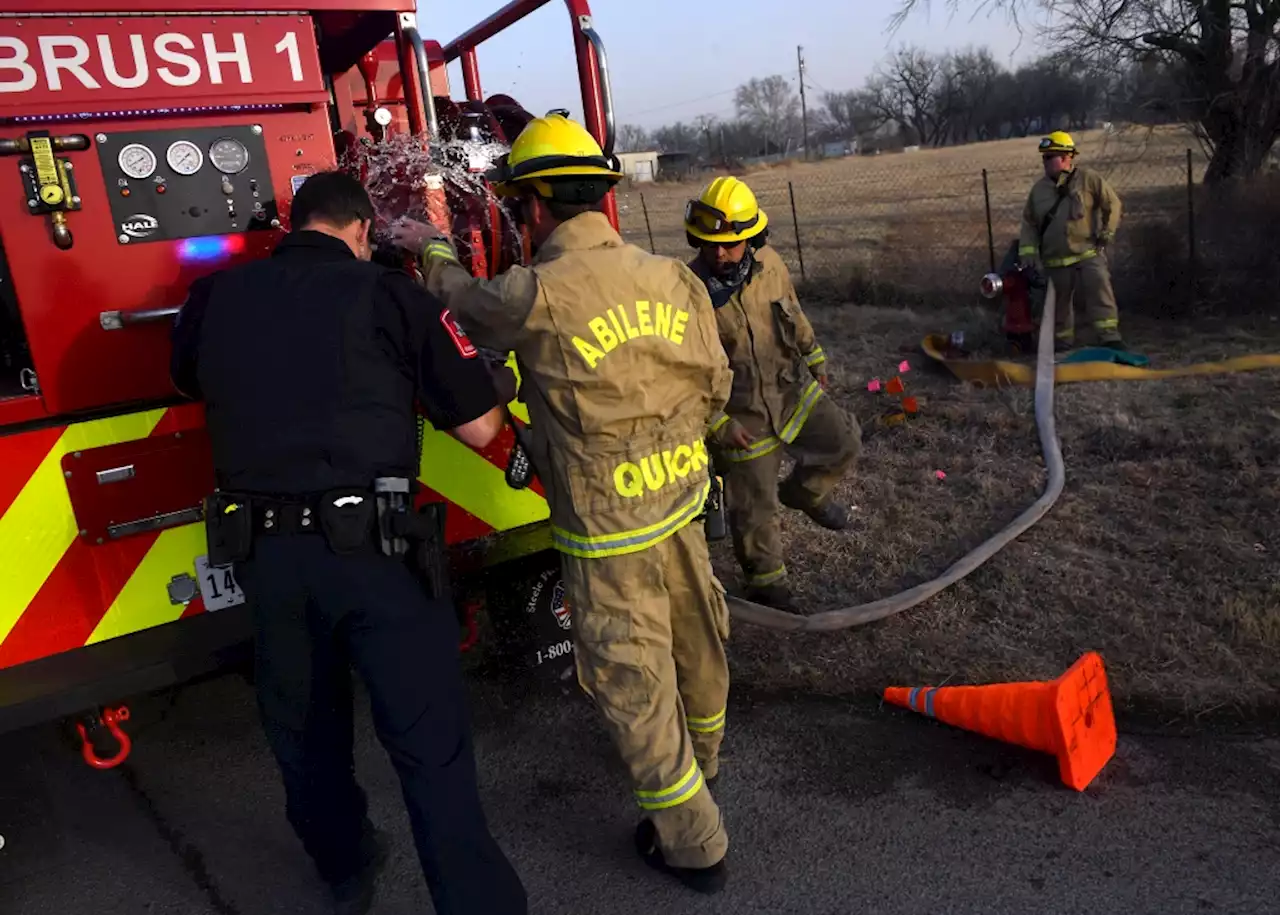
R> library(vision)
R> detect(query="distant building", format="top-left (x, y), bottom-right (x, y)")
top-left (617, 150), bottom-right (660, 183)
top-left (821, 140), bottom-right (856, 158)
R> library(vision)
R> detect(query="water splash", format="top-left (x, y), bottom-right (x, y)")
top-left (344, 132), bottom-right (523, 270)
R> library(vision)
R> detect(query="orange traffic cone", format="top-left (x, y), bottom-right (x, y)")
top-left (883, 652), bottom-right (1117, 791)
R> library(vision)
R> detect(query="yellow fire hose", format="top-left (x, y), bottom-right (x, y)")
top-left (725, 288), bottom-right (1280, 631)
top-left (920, 335), bottom-right (1280, 388)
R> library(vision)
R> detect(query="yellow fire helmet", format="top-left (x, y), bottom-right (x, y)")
top-left (486, 111), bottom-right (623, 201)
top-left (1039, 131), bottom-right (1077, 156)
top-left (684, 176), bottom-right (769, 245)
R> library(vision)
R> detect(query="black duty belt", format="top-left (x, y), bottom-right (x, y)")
top-left (218, 490), bottom-right (371, 536)
top-left (251, 497), bottom-right (322, 536)
top-left (204, 485), bottom-right (450, 598)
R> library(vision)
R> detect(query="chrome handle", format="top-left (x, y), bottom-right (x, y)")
top-left (107, 506), bottom-right (204, 540)
top-left (100, 305), bottom-right (181, 331)
top-left (96, 464), bottom-right (136, 485)
top-left (577, 18), bottom-right (615, 158)
top-left (401, 21), bottom-right (441, 139)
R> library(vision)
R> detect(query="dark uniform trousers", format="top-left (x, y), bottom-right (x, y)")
top-left (237, 534), bottom-right (527, 915)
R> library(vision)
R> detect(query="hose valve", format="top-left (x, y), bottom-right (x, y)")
top-left (1, 131), bottom-right (89, 251)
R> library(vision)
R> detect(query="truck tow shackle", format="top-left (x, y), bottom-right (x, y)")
top-left (75, 706), bottom-right (132, 770)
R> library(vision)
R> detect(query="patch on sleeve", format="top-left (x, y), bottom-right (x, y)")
top-left (440, 308), bottom-right (478, 359)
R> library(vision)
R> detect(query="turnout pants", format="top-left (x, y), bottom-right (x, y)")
top-left (237, 534), bottom-right (527, 915)
top-left (563, 521), bottom-right (731, 869)
top-left (1047, 254), bottom-right (1121, 344)
top-left (721, 395), bottom-right (860, 589)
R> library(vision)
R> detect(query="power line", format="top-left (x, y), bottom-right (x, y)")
top-left (625, 87), bottom-right (737, 119)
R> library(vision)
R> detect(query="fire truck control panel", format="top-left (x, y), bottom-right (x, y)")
top-left (96, 127), bottom-right (281, 244)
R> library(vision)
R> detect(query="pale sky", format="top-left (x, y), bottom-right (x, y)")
top-left (417, 0), bottom-right (1048, 130)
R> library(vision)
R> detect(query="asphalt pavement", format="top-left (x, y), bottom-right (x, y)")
top-left (2, 669), bottom-right (1278, 915)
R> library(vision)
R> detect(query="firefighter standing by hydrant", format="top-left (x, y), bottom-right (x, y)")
top-left (391, 114), bottom-right (735, 894)
top-left (684, 177), bottom-right (861, 611)
top-left (1019, 131), bottom-right (1127, 351)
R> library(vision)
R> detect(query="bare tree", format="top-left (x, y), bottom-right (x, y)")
top-left (818, 90), bottom-right (881, 142)
top-left (896, 0), bottom-right (1280, 182)
top-left (719, 119), bottom-right (770, 159)
top-left (867, 47), bottom-right (950, 146)
top-left (734, 76), bottom-right (801, 152)
top-left (693, 113), bottom-right (721, 157)
top-left (947, 47), bottom-right (1002, 141)
top-left (616, 124), bottom-right (652, 153)
top-left (651, 121), bottom-right (699, 153)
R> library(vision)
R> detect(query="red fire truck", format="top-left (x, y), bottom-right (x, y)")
top-left (0, 0), bottom-right (616, 765)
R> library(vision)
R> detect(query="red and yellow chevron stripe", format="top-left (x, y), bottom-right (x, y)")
top-left (0, 401), bottom-right (549, 672)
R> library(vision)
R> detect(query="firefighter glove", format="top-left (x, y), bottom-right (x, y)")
top-left (716, 419), bottom-right (753, 450)
top-left (388, 218), bottom-right (454, 262)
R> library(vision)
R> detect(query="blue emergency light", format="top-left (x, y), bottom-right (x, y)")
top-left (178, 234), bottom-right (245, 264)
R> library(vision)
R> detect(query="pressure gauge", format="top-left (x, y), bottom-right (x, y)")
top-left (117, 143), bottom-right (157, 180)
top-left (373, 107), bottom-right (393, 127)
top-left (209, 137), bottom-right (250, 175)
top-left (166, 139), bottom-right (204, 176)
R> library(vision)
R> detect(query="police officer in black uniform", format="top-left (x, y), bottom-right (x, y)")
top-left (170, 171), bottom-right (527, 915)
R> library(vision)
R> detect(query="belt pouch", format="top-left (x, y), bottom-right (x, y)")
top-left (204, 493), bottom-right (254, 565)
top-left (318, 489), bottom-right (376, 555)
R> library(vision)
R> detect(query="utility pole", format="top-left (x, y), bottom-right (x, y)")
top-left (797, 45), bottom-right (811, 161)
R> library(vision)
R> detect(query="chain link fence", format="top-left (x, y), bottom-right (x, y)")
top-left (615, 127), bottom-right (1277, 317)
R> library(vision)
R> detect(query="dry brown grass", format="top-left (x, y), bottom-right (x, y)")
top-left (608, 124), bottom-right (1279, 728)
top-left (618, 125), bottom-right (1212, 310)
top-left (717, 299), bottom-right (1280, 731)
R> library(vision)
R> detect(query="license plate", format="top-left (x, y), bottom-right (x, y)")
top-left (194, 555), bottom-right (246, 612)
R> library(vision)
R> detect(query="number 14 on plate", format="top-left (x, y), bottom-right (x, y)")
top-left (194, 555), bottom-right (247, 612)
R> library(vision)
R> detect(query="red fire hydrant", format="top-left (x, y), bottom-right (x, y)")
top-left (981, 263), bottom-right (1037, 353)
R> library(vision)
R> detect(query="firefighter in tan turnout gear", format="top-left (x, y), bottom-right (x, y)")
top-left (1019, 131), bottom-right (1126, 351)
top-left (685, 177), bottom-right (861, 611)
top-left (390, 114), bottom-right (735, 894)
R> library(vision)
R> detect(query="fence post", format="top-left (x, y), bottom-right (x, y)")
top-left (1185, 148), bottom-right (1197, 307)
top-left (788, 181), bottom-right (806, 283)
top-left (640, 193), bottom-right (656, 254)
top-left (982, 168), bottom-right (995, 273)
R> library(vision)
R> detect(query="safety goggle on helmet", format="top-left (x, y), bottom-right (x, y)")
top-left (1038, 132), bottom-right (1076, 157)
top-left (684, 199), bottom-right (761, 237)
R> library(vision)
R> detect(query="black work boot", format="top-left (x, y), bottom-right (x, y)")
top-left (804, 500), bottom-right (852, 531)
top-left (1100, 337), bottom-right (1128, 351)
top-left (1054, 338), bottom-right (1074, 354)
top-left (744, 582), bottom-right (794, 610)
top-left (635, 820), bottom-right (728, 895)
top-left (780, 487), bottom-right (852, 532)
top-left (330, 828), bottom-right (389, 915)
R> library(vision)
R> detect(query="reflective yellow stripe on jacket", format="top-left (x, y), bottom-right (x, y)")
top-left (723, 379), bottom-right (824, 463)
top-left (1044, 249), bottom-right (1098, 269)
top-left (551, 481), bottom-right (711, 559)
